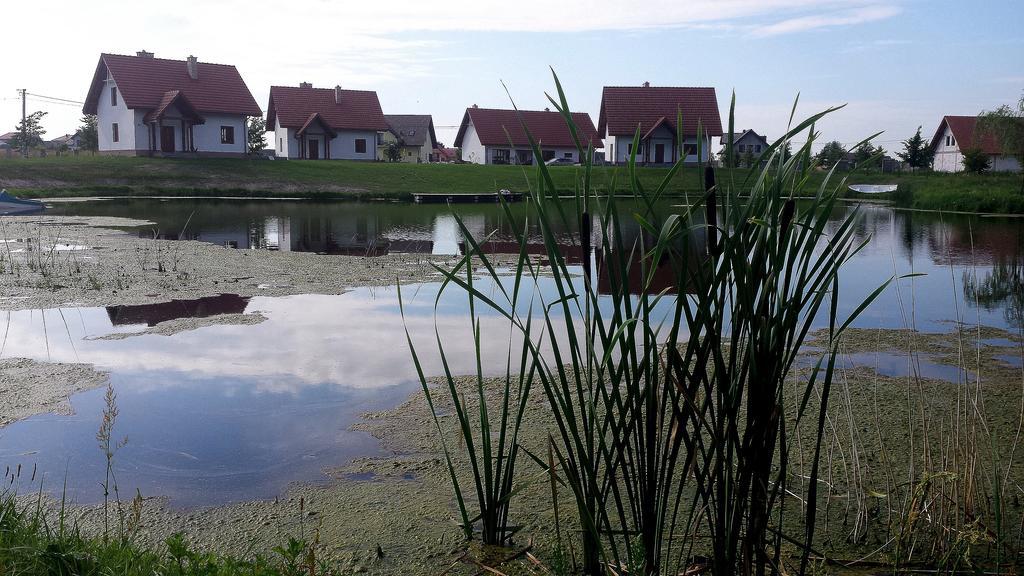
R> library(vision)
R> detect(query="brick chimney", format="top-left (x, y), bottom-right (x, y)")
top-left (136, 50), bottom-right (153, 58)
top-left (186, 56), bottom-right (199, 80)
top-left (335, 85), bottom-right (343, 104)
top-left (299, 82), bottom-right (312, 89)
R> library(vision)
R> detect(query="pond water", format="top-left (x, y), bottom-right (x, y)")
top-left (1, 197), bottom-right (1022, 508)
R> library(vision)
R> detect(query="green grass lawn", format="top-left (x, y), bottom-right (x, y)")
top-left (1, 155), bottom-right (1022, 213)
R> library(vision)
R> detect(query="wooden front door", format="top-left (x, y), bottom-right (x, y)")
top-left (654, 143), bottom-right (665, 164)
top-left (308, 139), bottom-right (320, 160)
top-left (160, 126), bottom-right (176, 153)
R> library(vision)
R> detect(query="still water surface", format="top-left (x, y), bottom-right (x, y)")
top-left (1, 197), bottom-right (1021, 508)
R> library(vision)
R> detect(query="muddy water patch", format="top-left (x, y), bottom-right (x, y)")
top-left (840, 351), bottom-right (971, 383)
top-left (0, 277), bottom-right (591, 508)
top-left (0, 357), bottom-right (109, 426)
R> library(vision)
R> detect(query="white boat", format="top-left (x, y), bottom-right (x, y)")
top-left (848, 184), bottom-right (898, 194)
top-left (0, 189), bottom-right (45, 215)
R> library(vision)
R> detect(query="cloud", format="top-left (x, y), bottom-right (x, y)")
top-left (753, 4), bottom-right (902, 37)
top-left (843, 38), bottom-right (912, 53)
top-left (201, 0), bottom-right (901, 34)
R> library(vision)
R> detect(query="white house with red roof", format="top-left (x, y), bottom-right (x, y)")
top-left (266, 83), bottom-right (388, 160)
top-left (598, 84), bottom-right (723, 166)
top-left (931, 115), bottom-right (1020, 173)
top-left (454, 106), bottom-right (601, 165)
top-left (83, 51), bottom-right (261, 157)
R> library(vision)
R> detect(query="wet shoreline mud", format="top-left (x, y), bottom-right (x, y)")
top-left (0, 214), bottom-right (466, 312)
top-left (0, 358), bottom-right (110, 427)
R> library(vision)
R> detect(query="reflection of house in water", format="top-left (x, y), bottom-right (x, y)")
top-left (251, 217), bottom-right (292, 251)
top-left (596, 218), bottom-right (706, 296)
top-left (290, 213), bottom-right (388, 255)
top-left (106, 294), bottom-right (250, 326)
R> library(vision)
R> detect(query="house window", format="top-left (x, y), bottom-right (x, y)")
top-left (951, 136), bottom-right (956, 146)
top-left (739, 144), bottom-right (747, 153)
top-left (112, 123), bottom-right (119, 143)
top-left (515, 149), bottom-right (532, 165)
top-left (563, 152), bottom-right (573, 159)
top-left (755, 145), bottom-right (762, 153)
top-left (542, 150), bottom-right (556, 161)
top-left (683, 144), bottom-right (697, 157)
top-left (110, 87), bottom-right (118, 107)
top-left (220, 126), bottom-right (235, 145)
top-left (355, 138), bottom-right (367, 153)
top-left (492, 149), bottom-right (510, 164)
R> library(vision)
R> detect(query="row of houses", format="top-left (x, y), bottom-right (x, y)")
top-left (82, 51), bottom-right (725, 166)
top-left (0, 131), bottom-right (81, 152)
top-left (78, 51), bottom-right (1018, 172)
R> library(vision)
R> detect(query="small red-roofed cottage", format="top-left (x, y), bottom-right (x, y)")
top-left (598, 83), bottom-right (723, 166)
top-left (266, 83), bottom-right (388, 160)
top-left (454, 106), bottom-right (601, 165)
top-left (931, 116), bottom-right (1021, 173)
top-left (83, 51), bottom-right (262, 157)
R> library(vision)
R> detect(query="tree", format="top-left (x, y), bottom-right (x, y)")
top-left (741, 149), bottom-right (755, 169)
top-left (9, 111), bottom-right (47, 152)
top-left (781, 141), bottom-right (793, 162)
top-left (962, 147), bottom-right (991, 174)
top-left (854, 142), bottom-right (884, 171)
top-left (719, 143), bottom-right (738, 168)
top-left (897, 126), bottom-right (934, 171)
top-left (246, 117), bottom-right (266, 155)
top-left (977, 94), bottom-right (1024, 191)
top-left (78, 114), bottom-right (98, 153)
top-left (383, 140), bottom-right (402, 162)
top-left (815, 140), bottom-right (846, 168)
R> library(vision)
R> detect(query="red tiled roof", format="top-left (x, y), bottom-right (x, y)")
top-left (454, 108), bottom-right (601, 149)
top-left (598, 86), bottom-right (723, 138)
top-left (143, 90), bottom-right (204, 123)
top-left (930, 115), bottom-right (1004, 155)
top-left (83, 53), bottom-right (261, 117)
top-left (297, 112), bottom-right (337, 137)
top-left (267, 86), bottom-right (387, 132)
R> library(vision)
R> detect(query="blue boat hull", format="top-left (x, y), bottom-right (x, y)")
top-left (0, 191), bottom-right (45, 215)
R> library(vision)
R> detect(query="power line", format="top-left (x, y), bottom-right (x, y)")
top-left (26, 97), bottom-right (81, 107)
top-left (26, 92), bottom-right (84, 105)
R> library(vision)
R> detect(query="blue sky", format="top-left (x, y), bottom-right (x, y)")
top-left (1, 0), bottom-right (1020, 153)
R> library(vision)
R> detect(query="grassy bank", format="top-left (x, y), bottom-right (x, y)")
top-left (890, 171), bottom-right (1024, 213)
top-left (0, 488), bottom-right (346, 576)
top-left (2, 156), bottom-right (1021, 212)
top-left (0, 155), bottom-right (694, 199)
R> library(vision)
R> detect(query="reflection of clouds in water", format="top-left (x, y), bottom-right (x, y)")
top-left (0, 285), bottom-right (580, 395)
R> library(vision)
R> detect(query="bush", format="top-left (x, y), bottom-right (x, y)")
top-left (962, 147), bottom-right (991, 174)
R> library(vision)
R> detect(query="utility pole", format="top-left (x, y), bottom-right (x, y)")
top-left (18, 88), bottom-right (27, 158)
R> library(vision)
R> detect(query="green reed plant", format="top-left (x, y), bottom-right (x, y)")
top-left (411, 70), bottom-right (890, 574)
top-left (399, 240), bottom-right (538, 545)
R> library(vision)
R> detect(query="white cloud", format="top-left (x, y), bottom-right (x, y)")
top-left (752, 4), bottom-right (902, 37)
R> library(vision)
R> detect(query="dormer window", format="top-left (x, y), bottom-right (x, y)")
top-left (110, 86), bottom-right (118, 107)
